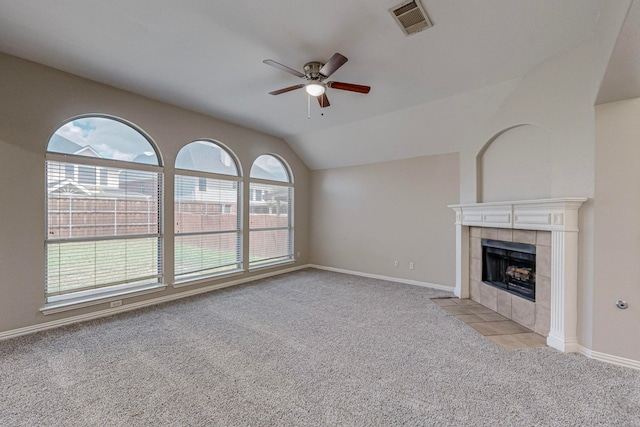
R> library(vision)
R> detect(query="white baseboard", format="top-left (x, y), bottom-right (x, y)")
top-left (308, 264), bottom-right (455, 293)
top-left (546, 334), bottom-right (579, 353)
top-left (309, 265), bottom-right (639, 372)
top-left (577, 345), bottom-right (640, 371)
top-left (0, 264), bottom-right (311, 342)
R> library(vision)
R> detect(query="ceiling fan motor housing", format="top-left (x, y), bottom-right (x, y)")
top-left (304, 62), bottom-right (324, 80)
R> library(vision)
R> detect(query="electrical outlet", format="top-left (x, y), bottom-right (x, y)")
top-left (297, 251), bottom-right (301, 258)
top-left (394, 260), bottom-right (399, 268)
top-left (110, 300), bottom-right (122, 308)
top-left (409, 262), bottom-right (414, 270)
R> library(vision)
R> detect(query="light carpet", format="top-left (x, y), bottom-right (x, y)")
top-left (1, 268), bottom-right (639, 426)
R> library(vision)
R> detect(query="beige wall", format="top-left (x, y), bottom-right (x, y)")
top-left (310, 153), bottom-right (459, 287)
top-left (594, 98), bottom-right (640, 360)
top-left (0, 52), bottom-right (310, 333)
top-left (479, 124), bottom-right (552, 202)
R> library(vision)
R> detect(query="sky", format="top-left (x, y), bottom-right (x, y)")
top-left (55, 117), bottom-right (158, 164)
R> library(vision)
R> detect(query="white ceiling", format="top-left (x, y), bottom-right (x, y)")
top-left (596, 0), bottom-right (640, 105)
top-left (0, 0), bottom-right (634, 169)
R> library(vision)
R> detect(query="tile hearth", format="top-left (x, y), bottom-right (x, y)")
top-left (432, 297), bottom-right (547, 349)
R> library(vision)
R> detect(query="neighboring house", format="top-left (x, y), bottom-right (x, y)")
top-left (174, 140), bottom-right (238, 213)
top-left (249, 160), bottom-right (291, 215)
top-left (46, 133), bottom-right (156, 239)
top-left (174, 141), bottom-right (288, 215)
top-left (47, 133), bottom-right (153, 198)
top-left (249, 186), bottom-right (289, 215)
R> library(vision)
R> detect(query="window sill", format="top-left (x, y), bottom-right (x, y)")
top-left (172, 269), bottom-right (245, 288)
top-left (248, 259), bottom-right (296, 272)
top-left (41, 283), bottom-right (167, 315)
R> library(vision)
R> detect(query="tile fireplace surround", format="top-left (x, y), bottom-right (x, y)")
top-left (449, 198), bottom-right (587, 353)
top-left (468, 227), bottom-right (551, 336)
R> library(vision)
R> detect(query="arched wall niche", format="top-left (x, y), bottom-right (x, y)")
top-left (476, 124), bottom-right (553, 203)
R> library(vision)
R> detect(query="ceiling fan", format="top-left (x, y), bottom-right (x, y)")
top-left (263, 53), bottom-right (371, 108)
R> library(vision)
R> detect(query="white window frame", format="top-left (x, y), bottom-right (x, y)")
top-left (43, 117), bottom-right (164, 313)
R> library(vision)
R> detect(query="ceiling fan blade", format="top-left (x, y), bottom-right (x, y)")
top-left (263, 59), bottom-right (305, 78)
top-left (269, 84), bottom-right (305, 95)
top-left (317, 93), bottom-right (330, 108)
top-left (327, 81), bottom-right (371, 94)
top-left (319, 53), bottom-right (348, 78)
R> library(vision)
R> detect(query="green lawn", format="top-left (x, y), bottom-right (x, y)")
top-left (46, 237), bottom-right (243, 295)
top-left (46, 233), bottom-right (291, 295)
top-left (46, 238), bottom-right (160, 295)
top-left (174, 235), bottom-right (239, 279)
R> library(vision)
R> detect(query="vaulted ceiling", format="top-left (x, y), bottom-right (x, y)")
top-left (0, 0), bottom-right (636, 169)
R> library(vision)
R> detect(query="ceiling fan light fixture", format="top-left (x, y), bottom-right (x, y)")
top-left (305, 82), bottom-right (325, 96)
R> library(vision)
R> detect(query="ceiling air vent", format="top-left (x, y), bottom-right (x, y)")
top-left (390, 0), bottom-right (433, 36)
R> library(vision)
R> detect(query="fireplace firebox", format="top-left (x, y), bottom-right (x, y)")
top-left (482, 239), bottom-right (536, 302)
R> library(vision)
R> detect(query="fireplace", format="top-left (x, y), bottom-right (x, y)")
top-left (449, 198), bottom-right (587, 353)
top-left (482, 239), bottom-right (536, 302)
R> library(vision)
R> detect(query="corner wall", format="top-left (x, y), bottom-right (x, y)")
top-left (310, 153), bottom-right (459, 288)
top-left (594, 98), bottom-right (640, 361)
top-left (0, 52), bottom-right (310, 334)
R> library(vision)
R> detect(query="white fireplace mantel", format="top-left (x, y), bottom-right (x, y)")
top-left (448, 198), bottom-right (587, 353)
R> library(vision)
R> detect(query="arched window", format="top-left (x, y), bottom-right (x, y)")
top-left (45, 116), bottom-right (163, 303)
top-left (249, 154), bottom-right (294, 268)
top-left (174, 140), bottom-right (242, 282)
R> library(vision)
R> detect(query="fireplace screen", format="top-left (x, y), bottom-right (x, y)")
top-left (481, 239), bottom-right (536, 302)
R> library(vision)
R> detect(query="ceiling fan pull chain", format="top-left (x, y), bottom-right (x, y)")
top-left (308, 93), bottom-right (311, 119)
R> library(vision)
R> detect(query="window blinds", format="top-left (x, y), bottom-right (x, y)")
top-left (174, 174), bottom-right (242, 281)
top-left (248, 183), bottom-right (293, 267)
top-left (45, 161), bottom-right (162, 298)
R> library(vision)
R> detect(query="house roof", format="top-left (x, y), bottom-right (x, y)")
top-left (47, 179), bottom-right (151, 199)
top-left (249, 165), bottom-right (283, 182)
top-left (47, 133), bottom-right (83, 154)
top-left (1, 0), bottom-right (637, 169)
top-left (175, 142), bottom-right (239, 176)
top-left (48, 133), bottom-right (101, 159)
